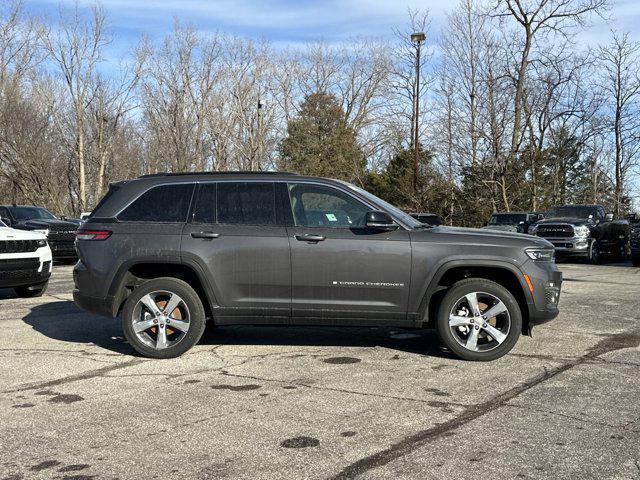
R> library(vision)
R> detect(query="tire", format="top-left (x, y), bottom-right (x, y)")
top-left (618, 240), bottom-right (631, 261)
top-left (122, 277), bottom-right (206, 359)
top-left (436, 278), bottom-right (522, 361)
top-left (588, 241), bottom-right (600, 265)
top-left (14, 282), bottom-right (48, 298)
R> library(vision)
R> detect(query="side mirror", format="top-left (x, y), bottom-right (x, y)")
top-left (365, 211), bottom-right (398, 231)
top-left (1, 217), bottom-right (11, 226)
top-left (605, 213), bottom-right (614, 222)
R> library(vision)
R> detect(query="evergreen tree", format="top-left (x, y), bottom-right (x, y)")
top-left (278, 92), bottom-right (365, 183)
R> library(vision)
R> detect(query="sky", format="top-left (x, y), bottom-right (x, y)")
top-left (22, 0), bottom-right (640, 70)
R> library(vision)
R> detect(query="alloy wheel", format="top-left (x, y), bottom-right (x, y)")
top-left (448, 291), bottom-right (511, 352)
top-left (131, 290), bottom-right (191, 350)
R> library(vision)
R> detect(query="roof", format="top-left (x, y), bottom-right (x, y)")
top-left (139, 171), bottom-right (299, 179)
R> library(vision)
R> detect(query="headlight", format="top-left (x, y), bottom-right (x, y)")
top-left (36, 239), bottom-right (47, 248)
top-left (34, 228), bottom-right (49, 237)
top-left (527, 224), bottom-right (538, 235)
top-left (525, 248), bottom-right (555, 262)
top-left (574, 225), bottom-right (590, 237)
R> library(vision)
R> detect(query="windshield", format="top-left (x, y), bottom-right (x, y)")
top-left (489, 214), bottom-right (527, 225)
top-left (547, 206), bottom-right (597, 219)
top-left (9, 207), bottom-right (57, 221)
top-left (342, 183), bottom-right (425, 229)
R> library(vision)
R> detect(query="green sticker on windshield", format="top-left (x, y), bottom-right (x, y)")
top-left (326, 213), bottom-right (337, 222)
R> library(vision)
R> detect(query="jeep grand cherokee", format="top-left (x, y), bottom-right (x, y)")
top-left (73, 172), bottom-right (562, 361)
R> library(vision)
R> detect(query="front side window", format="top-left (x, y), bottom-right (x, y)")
top-left (217, 182), bottom-right (276, 226)
top-left (118, 184), bottom-right (194, 222)
top-left (288, 183), bottom-right (369, 228)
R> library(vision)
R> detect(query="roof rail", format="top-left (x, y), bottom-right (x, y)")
top-left (138, 171), bottom-right (299, 179)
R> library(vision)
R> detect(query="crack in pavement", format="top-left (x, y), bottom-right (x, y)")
top-left (506, 403), bottom-right (625, 429)
top-left (218, 370), bottom-right (468, 408)
top-left (329, 328), bottom-right (640, 480)
top-left (2, 358), bottom-right (146, 393)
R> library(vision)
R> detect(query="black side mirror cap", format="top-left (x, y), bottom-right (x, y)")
top-left (1, 217), bottom-right (11, 225)
top-left (365, 211), bottom-right (398, 231)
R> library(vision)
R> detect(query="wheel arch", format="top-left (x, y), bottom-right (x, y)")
top-left (418, 259), bottom-right (533, 335)
top-left (108, 258), bottom-right (218, 318)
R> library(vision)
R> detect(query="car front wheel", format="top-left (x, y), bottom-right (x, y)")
top-left (122, 277), bottom-right (206, 359)
top-left (437, 278), bottom-right (522, 361)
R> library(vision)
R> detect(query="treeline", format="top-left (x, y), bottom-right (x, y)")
top-left (0, 0), bottom-right (638, 225)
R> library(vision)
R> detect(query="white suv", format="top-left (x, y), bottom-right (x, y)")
top-left (0, 219), bottom-right (52, 297)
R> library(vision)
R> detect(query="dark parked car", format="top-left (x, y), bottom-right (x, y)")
top-left (0, 205), bottom-right (79, 260)
top-left (484, 212), bottom-right (542, 234)
top-left (528, 205), bottom-right (629, 263)
top-left (74, 172), bottom-right (561, 361)
top-left (410, 213), bottom-right (442, 226)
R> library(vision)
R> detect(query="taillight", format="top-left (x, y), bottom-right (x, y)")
top-left (76, 229), bottom-right (112, 241)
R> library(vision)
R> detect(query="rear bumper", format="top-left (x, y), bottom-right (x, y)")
top-left (73, 289), bottom-right (116, 318)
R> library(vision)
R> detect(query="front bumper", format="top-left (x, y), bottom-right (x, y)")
top-left (538, 236), bottom-right (591, 255)
top-left (0, 257), bottom-right (52, 288)
top-left (523, 261), bottom-right (562, 327)
top-left (50, 241), bottom-right (78, 259)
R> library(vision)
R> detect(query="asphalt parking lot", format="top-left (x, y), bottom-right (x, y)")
top-left (1, 262), bottom-right (639, 480)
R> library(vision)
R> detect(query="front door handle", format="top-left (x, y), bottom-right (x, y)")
top-left (295, 234), bottom-right (326, 242)
top-left (191, 232), bottom-right (220, 239)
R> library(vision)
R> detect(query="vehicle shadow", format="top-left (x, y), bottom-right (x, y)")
top-left (23, 300), bottom-right (133, 355)
top-left (22, 300), bottom-right (451, 359)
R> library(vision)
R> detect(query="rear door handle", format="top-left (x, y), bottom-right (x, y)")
top-left (191, 232), bottom-right (220, 239)
top-left (295, 234), bottom-right (326, 242)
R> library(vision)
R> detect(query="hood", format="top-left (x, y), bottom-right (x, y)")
top-left (0, 226), bottom-right (47, 241)
top-left (14, 218), bottom-right (79, 231)
top-left (534, 217), bottom-right (592, 226)
top-left (418, 225), bottom-right (552, 248)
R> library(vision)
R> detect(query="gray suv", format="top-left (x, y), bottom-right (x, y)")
top-left (73, 173), bottom-right (561, 361)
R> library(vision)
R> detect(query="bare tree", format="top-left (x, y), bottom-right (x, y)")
top-left (598, 31), bottom-right (640, 215)
top-left (491, 0), bottom-right (607, 210)
top-left (43, 5), bottom-right (108, 212)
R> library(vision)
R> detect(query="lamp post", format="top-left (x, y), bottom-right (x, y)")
top-left (410, 31), bottom-right (425, 193)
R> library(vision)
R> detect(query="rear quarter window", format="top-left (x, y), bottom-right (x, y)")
top-left (118, 184), bottom-right (195, 222)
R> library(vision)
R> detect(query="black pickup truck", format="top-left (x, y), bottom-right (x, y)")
top-left (528, 205), bottom-right (630, 263)
top-left (484, 212), bottom-right (543, 234)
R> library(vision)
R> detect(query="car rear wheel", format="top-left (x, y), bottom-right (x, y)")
top-left (437, 278), bottom-right (522, 361)
top-left (14, 282), bottom-right (48, 298)
top-left (122, 277), bottom-right (206, 359)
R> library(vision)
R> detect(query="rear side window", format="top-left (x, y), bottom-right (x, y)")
top-left (217, 182), bottom-right (276, 225)
top-left (118, 184), bottom-right (194, 222)
top-left (192, 183), bottom-right (216, 223)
